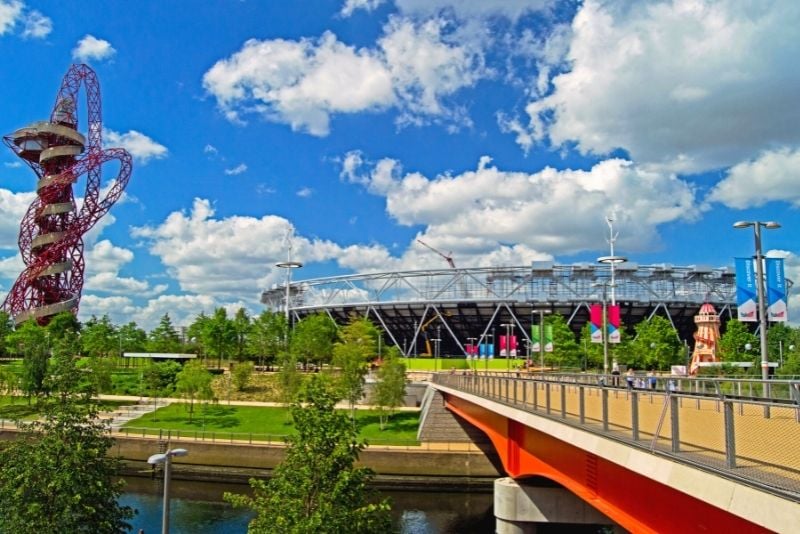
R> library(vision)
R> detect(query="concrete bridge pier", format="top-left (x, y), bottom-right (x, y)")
top-left (494, 477), bottom-right (619, 533)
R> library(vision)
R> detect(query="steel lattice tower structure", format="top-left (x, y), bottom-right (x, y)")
top-left (2, 64), bottom-right (132, 325)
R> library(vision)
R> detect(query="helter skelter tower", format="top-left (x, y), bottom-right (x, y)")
top-left (2, 64), bottom-right (132, 325)
top-left (689, 302), bottom-right (722, 375)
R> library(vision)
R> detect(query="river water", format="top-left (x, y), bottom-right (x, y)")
top-left (121, 477), bottom-right (495, 534)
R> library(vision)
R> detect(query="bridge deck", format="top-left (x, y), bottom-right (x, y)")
top-left (435, 373), bottom-right (800, 499)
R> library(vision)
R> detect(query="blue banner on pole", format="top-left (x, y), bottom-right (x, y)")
top-left (766, 257), bottom-right (788, 322)
top-left (735, 257), bottom-right (757, 322)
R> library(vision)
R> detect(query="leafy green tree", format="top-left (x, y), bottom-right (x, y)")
top-left (249, 311), bottom-right (288, 367)
top-left (176, 360), bottom-right (214, 420)
top-left (7, 320), bottom-right (50, 400)
top-left (77, 356), bottom-right (115, 394)
top-left (277, 352), bottom-right (303, 410)
top-left (233, 361), bottom-right (255, 391)
top-left (232, 307), bottom-right (252, 362)
top-left (205, 308), bottom-right (236, 368)
top-left (0, 365), bottom-right (19, 398)
top-left (225, 376), bottom-right (391, 533)
top-left (0, 355), bottom-right (134, 533)
top-left (45, 311), bottom-right (81, 345)
top-left (119, 321), bottom-right (148, 355)
top-left (147, 313), bottom-right (183, 353)
top-left (543, 314), bottom-right (581, 368)
top-left (579, 321), bottom-right (631, 371)
top-left (371, 347), bottom-right (406, 430)
top-left (628, 315), bottom-right (683, 370)
top-left (719, 319), bottom-right (758, 366)
top-left (0, 311), bottom-right (13, 357)
top-left (333, 317), bottom-right (378, 419)
top-left (81, 315), bottom-right (118, 358)
top-left (142, 360), bottom-right (181, 414)
top-left (290, 313), bottom-right (338, 366)
top-left (187, 312), bottom-right (211, 362)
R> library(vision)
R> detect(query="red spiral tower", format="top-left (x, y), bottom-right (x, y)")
top-left (2, 64), bottom-right (132, 325)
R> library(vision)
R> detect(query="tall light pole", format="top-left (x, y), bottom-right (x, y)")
top-left (598, 217), bottom-right (627, 375)
top-left (733, 221), bottom-right (780, 383)
top-left (148, 448), bottom-right (189, 534)
top-left (531, 309), bottom-right (551, 371)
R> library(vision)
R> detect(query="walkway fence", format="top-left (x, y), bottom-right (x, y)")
top-left (434, 373), bottom-right (800, 500)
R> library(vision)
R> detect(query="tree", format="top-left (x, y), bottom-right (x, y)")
top-left (543, 314), bottom-right (582, 368)
top-left (205, 308), bottom-right (236, 368)
top-left (290, 313), bottom-right (338, 366)
top-left (7, 320), bottom-right (50, 400)
top-left (233, 361), bottom-right (255, 391)
top-left (371, 347), bottom-right (406, 430)
top-left (0, 356), bottom-right (134, 533)
top-left (249, 311), bottom-right (287, 367)
top-left (277, 352), bottom-right (303, 410)
top-left (142, 360), bottom-right (181, 414)
top-left (719, 319), bottom-right (758, 366)
top-left (0, 311), bottom-right (13, 357)
top-left (81, 315), bottom-right (118, 358)
top-left (332, 317), bottom-right (378, 419)
top-left (147, 313), bottom-right (182, 353)
top-left (224, 376), bottom-right (391, 533)
top-left (628, 315), bottom-right (683, 370)
top-left (232, 307), bottom-right (252, 362)
top-left (45, 311), bottom-right (81, 345)
top-left (118, 321), bottom-right (148, 355)
top-left (176, 360), bottom-right (214, 420)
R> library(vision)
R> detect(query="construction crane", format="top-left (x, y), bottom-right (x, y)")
top-left (417, 239), bottom-right (456, 268)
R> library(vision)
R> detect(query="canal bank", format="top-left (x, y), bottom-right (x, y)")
top-left (113, 434), bottom-right (502, 491)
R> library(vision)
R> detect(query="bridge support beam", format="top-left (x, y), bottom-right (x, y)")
top-left (494, 477), bottom-right (615, 533)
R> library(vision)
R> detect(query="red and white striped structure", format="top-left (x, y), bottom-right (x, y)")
top-left (2, 64), bottom-right (132, 324)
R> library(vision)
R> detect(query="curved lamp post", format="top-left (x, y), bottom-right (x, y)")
top-left (148, 448), bottom-right (189, 534)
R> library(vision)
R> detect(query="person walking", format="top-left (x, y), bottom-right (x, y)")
top-left (626, 367), bottom-right (635, 390)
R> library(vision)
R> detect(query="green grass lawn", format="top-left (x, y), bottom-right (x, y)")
top-left (122, 402), bottom-right (420, 445)
top-left (400, 356), bottom-right (527, 372)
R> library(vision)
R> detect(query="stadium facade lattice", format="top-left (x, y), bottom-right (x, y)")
top-left (262, 262), bottom-right (740, 358)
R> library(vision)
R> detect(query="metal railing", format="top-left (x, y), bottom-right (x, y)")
top-left (434, 373), bottom-right (800, 499)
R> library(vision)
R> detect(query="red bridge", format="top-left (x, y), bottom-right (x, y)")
top-left (429, 373), bottom-right (800, 533)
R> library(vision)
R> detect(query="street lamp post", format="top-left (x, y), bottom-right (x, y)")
top-left (733, 221), bottom-right (780, 383)
top-left (487, 329), bottom-right (495, 373)
top-left (598, 216), bottom-right (627, 376)
top-left (531, 309), bottom-right (551, 371)
top-left (148, 448), bottom-right (189, 534)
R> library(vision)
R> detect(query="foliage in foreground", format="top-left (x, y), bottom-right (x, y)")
top-left (225, 376), bottom-right (392, 534)
top-left (0, 354), bottom-right (134, 533)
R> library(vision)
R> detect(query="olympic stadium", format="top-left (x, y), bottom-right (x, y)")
top-left (261, 261), bottom-right (739, 357)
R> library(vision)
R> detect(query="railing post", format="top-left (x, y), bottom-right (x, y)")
top-left (670, 395), bottom-right (680, 453)
top-left (522, 380), bottom-right (527, 406)
top-left (579, 386), bottom-right (585, 424)
top-left (560, 384), bottom-right (566, 418)
top-left (602, 388), bottom-right (609, 431)
top-left (545, 382), bottom-right (551, 415)
top-left (533, 381), bottom-right (539, 410)
top-left (724, 400), bottom-right (736, 468)
top-left (631, 391), bottom-right (639, 441)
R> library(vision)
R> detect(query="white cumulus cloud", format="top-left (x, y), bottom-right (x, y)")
top-left (514, 0), bottom-right (800, 173)
top-left (21, 9), bottom-right (50, 38)
top-left (203, 17), bottom-right (486, 135)
top-left (72, 34), bottom-right (116, 62)
top-left (707, 148), bottom-right (800, 209)
top-left (341, 0), bottom-right (385, 17)
top-left (344, 153), bottom-right (699, 258)
top-left (104, 129), bottom-right (168, 164)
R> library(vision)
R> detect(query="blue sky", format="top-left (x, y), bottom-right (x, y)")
top-left (1, 0), bottom-right (799, 330)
